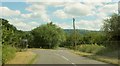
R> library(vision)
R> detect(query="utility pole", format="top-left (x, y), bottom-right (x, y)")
top-left (73, 18), bottom-right (76, 50)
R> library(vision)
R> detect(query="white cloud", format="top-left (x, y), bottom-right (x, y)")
top-left (92, 3), bottom-right (118, 20)
top-left (1, 2), bottom-right (118, 31)
top-left (55, 22), bottom-right (72, 29)
top-left (21, 13), bottom-right (32, 18)
top-left (98, 3), bottom-right (118, 14)
top-left (27, 2), bottom-right (65, 7)
top-left (25, 0), bottom-right (79, 2)
top-left (83, 0), bottom-right (112, 2)
top-left (76, 19), bottom-right (103, 31)
top-left (26, 4), bottom-right (46, 13)
top-left (64, 3), bottom-right (92, 16)
top-left (25, 0), bottom-right (112, 2)
top-left (0, 6), bottom-right (21, 17)
top-left (8, 18), bottom-right (39, 31)
top-left (45, 2), bottom-right (65, 7)
top-left (1, 0), bottom-right (113, 2)
top-left (54, 19), bottom-right (103, 31)
top-left (53, 10), bottom-right (69, 19)
top-left (53, 2), bottom-right (93, 19)
top-left (24, 3), bottom-right (51, 22)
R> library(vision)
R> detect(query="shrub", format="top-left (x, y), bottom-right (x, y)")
top-left (95, 47), bottom-right (117, 55)
top-left (77, 44), bottom-right (106, 54)
top-left (2, 45), bottom-right (16, 64)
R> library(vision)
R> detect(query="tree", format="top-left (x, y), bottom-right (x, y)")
top-left (84, 32), bottom-right (106, 44)
top-left (1, 18), bottom-right (17, 45)
top-left (63, 30), bottom-right (82, 47)
top-left (1, 18), bottom-right (32, 49)
top-left (31, 22), bottom-right (66, 49)
top-left (102, 13), bottom-right (120, 49)
top-left (102, 13), bottom-right (120, 41)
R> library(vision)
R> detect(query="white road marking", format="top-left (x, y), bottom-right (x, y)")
top-left (72, 63), bottom-right (77, 66)
top-left (55, 53), bottom-right (77, 66)
top-left (61, 56), bottom-right (69, 61)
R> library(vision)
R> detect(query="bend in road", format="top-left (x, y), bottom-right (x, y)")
top-left (31, 48), bottom-right (116, 66)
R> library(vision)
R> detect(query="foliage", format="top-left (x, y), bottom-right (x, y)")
top-left (102, 13), bottom-right (120, 41)
top-left (64, 29), bottom-right (89, 35)
top-left (2, 45), bottom-right (16, 64)
top-left (31, 22), bottom-right (66, 48)
top-left (2, 18), bottom-right (17, 45)
top-left (102, 13), bottom-right (120, 49)
top-left (82, 32), bottom-right (106, 44)
top-left (1, 18), bottom-right (33, 64)
top-left (63, 30), bottom-right (106, 47)
top-left (77, 44), bottom-right (106, 54)
top-left (1, 18), bottom-right (32, 49)
top-left (63, 30), bottom-right (83, 47)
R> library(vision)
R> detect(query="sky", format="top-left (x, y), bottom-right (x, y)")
top-left (0, 0), bottom-right (119, 31)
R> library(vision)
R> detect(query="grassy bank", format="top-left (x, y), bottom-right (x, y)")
top-left (71, 44), bottom-right (119, 65)
top-left (74, 51), bottom-right (119, 65)
top-left (6, 51), bottom-right (36, 64)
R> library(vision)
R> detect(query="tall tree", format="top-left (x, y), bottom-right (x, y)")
top-left (1, 18), bottom-right (32, 48)
top-left (31, 22), bottom-right (66, 48)
top-left (102, 13), bottom-right (120, 41)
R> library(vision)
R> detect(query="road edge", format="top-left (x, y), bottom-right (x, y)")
top-left (28, 54), bottom-right (38, 64)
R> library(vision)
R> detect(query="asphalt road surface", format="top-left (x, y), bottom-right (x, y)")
top-left (31, 48), bottom-right (115, 66)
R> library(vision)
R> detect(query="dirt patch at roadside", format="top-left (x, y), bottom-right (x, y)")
top-left (6, 51), bottom-right (36, 64)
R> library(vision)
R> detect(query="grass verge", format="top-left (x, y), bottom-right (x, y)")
top-left (73, 50), bottom-right (119, 65)
top-left (2, 45), bottom-right (16, 64)
top-left (6, 51), bottom-right (36, 64)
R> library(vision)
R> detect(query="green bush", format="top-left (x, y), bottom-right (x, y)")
top-left (31, 22), bottom-right (66, 49)
top-left (95, 47), bottom-right (117, 55)
top-left (2, 45), bottom-right (16, 64)
top-left (77, 44), bottom-right (106, 54)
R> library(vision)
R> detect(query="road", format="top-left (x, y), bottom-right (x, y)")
top-left (31, 48), bottom-right (115, 66)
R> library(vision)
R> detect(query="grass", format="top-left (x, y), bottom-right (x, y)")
top-left (2, 45), bottom-right (16, 64)
top-left (6, 51), bottom-right (36, 64)
top-left (68, 44), bottom-right (119, 65)
top-left (73, 50), bottom-right (119, 65)
top-left (76, 44), bottom-right (106, 54)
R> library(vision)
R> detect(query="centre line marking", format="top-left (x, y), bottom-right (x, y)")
top-left (61, 56), bottom-right (69, 61)
top-left (55, 53), bottom-right (77, 66)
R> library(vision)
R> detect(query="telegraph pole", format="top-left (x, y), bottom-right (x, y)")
top-left (73, 18), bottom-right (76, 50)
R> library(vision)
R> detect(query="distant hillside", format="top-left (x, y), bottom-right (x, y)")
top-left (63, 29), bottom-right (101, 35)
